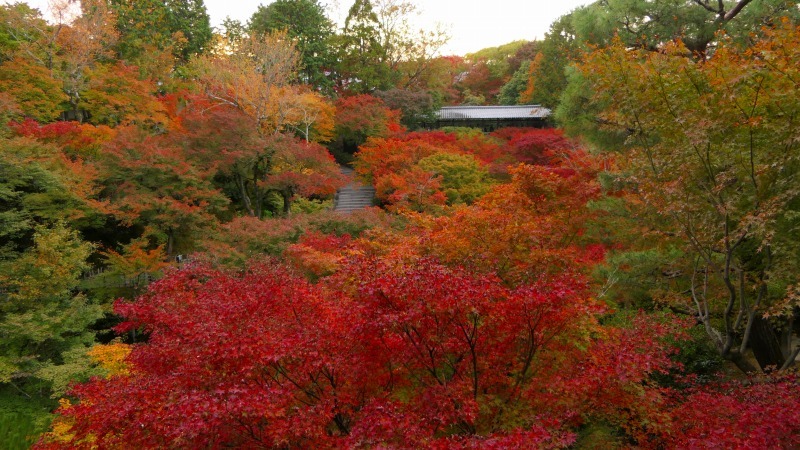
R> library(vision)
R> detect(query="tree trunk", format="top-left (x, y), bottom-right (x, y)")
top-left (235, 172), bottom-right (256, 217)
top-left (166, 230), bottom-right (174, 257)
top-left (727, 350), bottom-right (759, 374)
top-left (281, 188), bottom-right (293, 216)
top-left (750, 315), bottom-right (785, 371)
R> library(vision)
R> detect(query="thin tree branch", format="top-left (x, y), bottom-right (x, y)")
top-left (724, 0), bottom-right (754, 22)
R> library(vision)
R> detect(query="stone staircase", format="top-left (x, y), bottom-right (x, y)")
top-left (334, 167), bottom-right (376, 213)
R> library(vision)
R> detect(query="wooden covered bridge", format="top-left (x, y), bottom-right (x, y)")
top-left (432, 105), bottom-right (551, 131)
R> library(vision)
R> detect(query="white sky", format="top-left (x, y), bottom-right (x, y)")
top-left (17, 0), bottom-right (593, 56)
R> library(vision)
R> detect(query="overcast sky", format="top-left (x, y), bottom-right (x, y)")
top-left (18, 0), bottom-right (593, 56)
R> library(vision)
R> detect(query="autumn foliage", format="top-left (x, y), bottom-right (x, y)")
top-left (36, 140), bottom-right (708, 448)
top-left (333, 94), bottom-right (404, 153)
top-left (38, 257), bottom-right (698, 449)
top-left (353, 127), bottom-right (580, 211)
top-left (3, 2), bottom-right (800, 448)
top-left (656, 376), bottom-right (800, 448)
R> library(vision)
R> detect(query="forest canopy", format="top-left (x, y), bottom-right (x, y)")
top-left (0, 0), bottom-right (799, 448)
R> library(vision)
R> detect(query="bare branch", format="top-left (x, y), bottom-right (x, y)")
top-left (724, 0), bottom-right (754, 22)
top-left (692, 0), bottom-right (720, 14)
top-left (780, 346), bottom-right (800, 371)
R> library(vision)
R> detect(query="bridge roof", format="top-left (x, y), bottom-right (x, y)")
top-left (436, 105), bottom-right (551, 120)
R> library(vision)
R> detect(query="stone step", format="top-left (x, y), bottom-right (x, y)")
top-left (337, 188), bottom-right (374, 194)
top-left (339, 186), bottom-right (375, 191)
top-left (337, 191), bottom-right (375, 197)
top-left (336, 203), bottom-right (371, 208)
top-left (334, 165), bottom-right (376, 213)
top-left (336, 204), bottom-right (373, 208)
top-left (337, 195), bottom-right (373, 200)
top-left (337, 201), bottom-right (373, 205)
top-left (337, 196), bottom-right (375, 202)
top-left (335, 198), bottom-right (374, 205)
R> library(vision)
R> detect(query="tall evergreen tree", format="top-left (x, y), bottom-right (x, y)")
top-left (517, 14), bottom-right (580, 109)
top-left (168, 0), bottom-right (212, 61)
top-left (248, 0), bottom-right (335, 92)
top-left (337, 0), bottom-right (391, 92)
top-left (109, 0), bottom-right (211, 65)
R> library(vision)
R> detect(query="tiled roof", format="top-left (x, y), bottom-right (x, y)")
top-left (436, 105), bottom-right (551, 120)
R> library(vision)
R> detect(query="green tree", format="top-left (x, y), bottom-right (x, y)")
top-left (248, 0), bottom-right (335, 92)
top-left (498, 60), bottom-right (530, 105)
top-left (167, 0), bottom-right (212, 60)
top-left (0, 3), bottom-right (57, 70)
top-left (527, 0), bottom-right (800, 114)
top-left (0, 136), bottom-right (101, 259)
top-left (337, 0), bottom-right (390, 92)
top-left (465, 40), bottom-right (528, 81)
top-left (572, 0), bottom-right (800, 55)
top-left (109, 0), bottom-right (211, 67)
top-left (417, 152), bottom-right (492, 205)
top-left (518, 14), bottom-right (580, 109)
top-left (0, 222), bottom-right (102, 396)
top-left (573, 20), bottom-right (800, 373)
top-left (335, 0), bottom-right (448, 93)
top-left (495, 40), bottom-right (541, 105)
